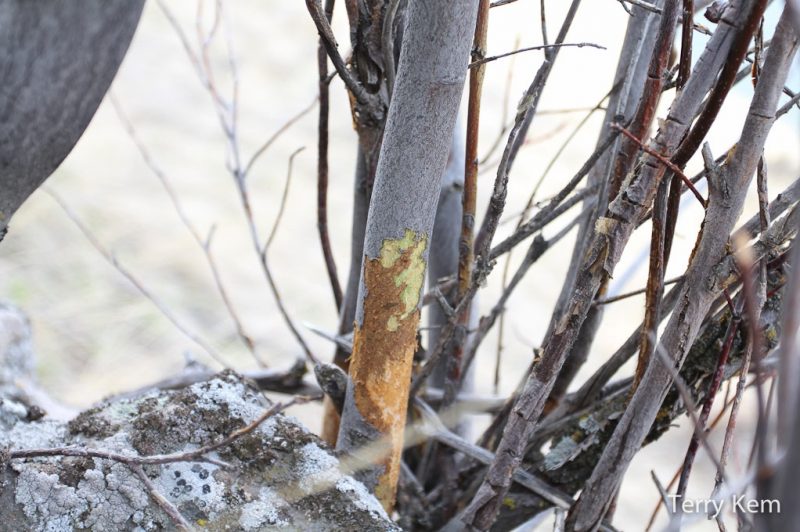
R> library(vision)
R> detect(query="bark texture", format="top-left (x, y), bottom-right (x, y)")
top-left (568, 9), bottom-right (799, 529)
top-left (336, 0), bottom-right (479, 511)
top-left (459, 0), bottom-right (767, 527)
top-left (429, 128), bottom-right (467, 389)
top-left (0, 1), bottom-right (144, 238)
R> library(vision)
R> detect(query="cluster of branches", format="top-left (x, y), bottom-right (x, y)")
top-left (300, 0), bottom-right (800, 530)
top-left (3, 0), bottom-right (800, 531)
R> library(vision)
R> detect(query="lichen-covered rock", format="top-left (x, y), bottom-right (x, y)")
top-left (0, 371), bottom-right (400, 531)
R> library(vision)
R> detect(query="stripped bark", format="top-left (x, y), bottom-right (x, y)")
top-left (0, 1), bottom-right (144, 239)
top-left (336, 0), bottom-right (479, 511)
top-left (314, 0), bottom-right (399, 447)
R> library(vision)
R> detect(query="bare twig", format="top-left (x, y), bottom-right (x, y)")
top-left (473, 0), bottom-right (582, 260)
top-left (488, 129), bottom-right (618, 259)
top-left (651, 341), bottom-right (727, 481)
top-left (243, 97), bottom-right (317, 179)
top-left (130, 464), bottom-right (195, 531)
top-left (304, 0), bottom-right (374, 107)
top-left (168, 3), bottom-right (317, 364)
top-left (45, 188), bottom-right (229, 368)
top-left (109, 95), bottom-right (264, 366)
top-left (678, 0), bottom-right (694, 88)
top-left (594, 276), bottom-right (684, 305)
top-left (469, 42), bottom-right (605, 68)
top-left (610, 122), bottom-right (707, 207)
top-left (650, 471), bottom-right (675, 520)
top-left (315, 0), bottom-right (343, 312)
top-left (265, 147), bottom-right (305, 250)
top-left (10, 395), bottom-right (313, 467)
top-left (676, 301), bottom-right (741, 499)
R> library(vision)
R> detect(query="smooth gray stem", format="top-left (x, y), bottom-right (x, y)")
top-left (334, 148), bottom-right (370, 364)
top-left (336, 0), bottom-right (479, 491)
top-left (429, 124), bottom-right (466, 388)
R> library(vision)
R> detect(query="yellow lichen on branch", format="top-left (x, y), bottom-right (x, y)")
top-left (349, 229), bottom-right (427, 510)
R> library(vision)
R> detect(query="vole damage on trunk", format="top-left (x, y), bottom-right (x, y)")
top-left (344, 228), bottom-right (427, 509)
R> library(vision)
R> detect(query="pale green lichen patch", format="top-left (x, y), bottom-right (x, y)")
top-left (376, 229), bottom-right (427, 331)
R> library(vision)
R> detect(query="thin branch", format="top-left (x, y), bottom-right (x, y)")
top-left (634, 177), bottom-right (671, 389)
top-left (45, 188), bottom-right (229, 369)
top-left (677, 0), bottom-right (694, 88)
top-left (9, 395), bottom-right (313, 466)
top-left (611, 122), bottom-right (707, 206)
top-left (251, 149), bottom-right (319, 364)
top-left (315, 0), bottom-right (343, 312)
top-left (490, 0), bottom-right (519, 7)
top-left (479, 35), bottom-right (520, 165)
top-left (469, 42), bottom-right (605, 68)
top-left (266, 147), bottom-right (305, 250)
top-left (243, 97), bottom-right (318, 179)
top-left (168, 3), bottom-right (317, 364)
top-left (489, 129), bottom-right (618, 259)
top-left (652, 342), bottom-right (727, 483)
top-left (462, 209), bottom-right (590, 380)
top-left (473, 0), bottom-right (582, 259)
top-left (676, 301), bottom-right (741, 500)
top-left (304, 0), bottom-right (373, 107)
top-left (130, 464), bottom-right (195, 531)
top-left (109, 94), bottom-right (264, 366)
top-left (382, 0), bottom-right (402, 95)
top-left (443, 0), bottom-right (490, 409)
top-left (650, 471), bottom-right (675, 520)
top-left (413, 399), bottom-right (574, 510)
top-left (594, 276), bottom-right (684, 305)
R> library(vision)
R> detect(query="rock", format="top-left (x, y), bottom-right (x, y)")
top-left (1, 369), bottom-right (400, 531)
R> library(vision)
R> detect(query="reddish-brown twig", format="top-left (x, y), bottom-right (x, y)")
top-left (315, 0), bottom-right (343, 313)
top-left (610, 122), bottom-right (707, 207)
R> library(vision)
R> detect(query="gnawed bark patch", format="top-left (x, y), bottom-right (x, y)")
top-left (348, 229), bottom-right (427, 509)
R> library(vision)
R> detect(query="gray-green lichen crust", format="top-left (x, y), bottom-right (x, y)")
top-left (1, 371), bottom-right (399, 531)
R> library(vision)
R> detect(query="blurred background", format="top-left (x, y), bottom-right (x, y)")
top-left (0, 1), bottom-right (797, 529)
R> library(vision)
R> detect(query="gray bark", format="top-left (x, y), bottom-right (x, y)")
top-left (459, 0), bottom-right (761, 527)
top-left (0, 1), bottom-right (144, 239)
top-left (428, 125), bottom-right (469, 389)
top-left (545, 0), bottom-right (663, 403)
top-left (567, 9), bottom-right (799, 530)
top-left (337, 0), bottom-right (479, 485)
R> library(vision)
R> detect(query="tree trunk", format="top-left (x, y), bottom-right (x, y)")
top-left (336, 0), bottom-right (479, 511)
